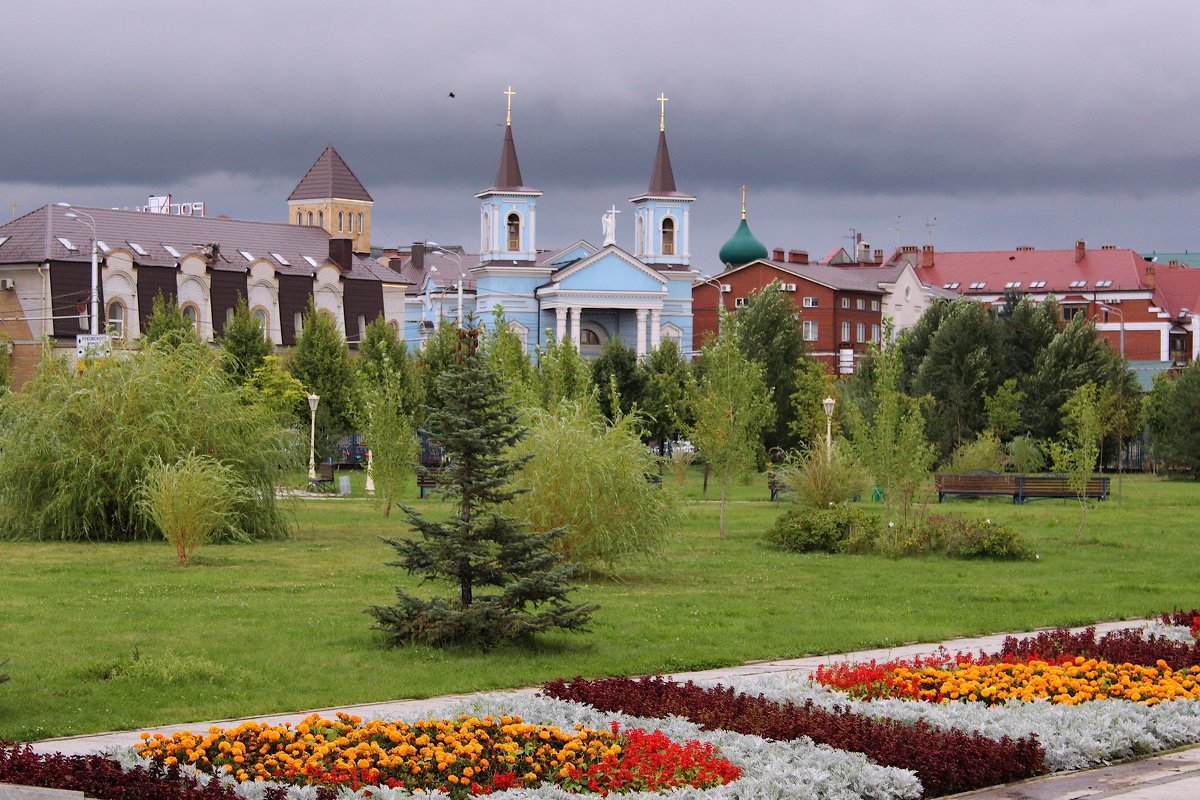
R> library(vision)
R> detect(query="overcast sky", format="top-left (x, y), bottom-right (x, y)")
top-left (5, 1), bottom-right (1200, 269)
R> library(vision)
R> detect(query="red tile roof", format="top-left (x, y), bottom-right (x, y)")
top-left (1152, 266), bottom-right (1200, 317)
top-left (915, 247), bottom-right (1148, 293)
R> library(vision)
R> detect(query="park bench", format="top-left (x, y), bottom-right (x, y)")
top-left (416, 464), bottom-right (442, 498)
top-left (309, 461), bottom-right (334, 493)
top-left (934, 470), bottom-right (1017, 503)
top-left (767, 471), bottom-right (792, 502)
top-left (1016, 474), bottom-right (1110, 504)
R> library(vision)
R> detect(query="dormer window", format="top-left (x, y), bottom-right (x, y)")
top-left (969, 281), bottom-right (987, 290)
top-left (506, 213), bottom-right (521, 251)
top-left (1069, 279), bottom-right (1088, 289)
top-left (1005, 281), bottom-right (1022, 289)
top-left (1095, 279), bottom-right (1112, 288)
top-left (1029, 280), bottom-right (1046, 289)
top-left (661, 217), bottom-right (676, 256)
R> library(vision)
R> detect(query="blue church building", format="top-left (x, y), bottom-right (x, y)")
top-left (402, 91), bottom-right (697, 359)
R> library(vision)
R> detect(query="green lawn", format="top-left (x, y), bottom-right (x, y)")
top-left (1, 470), bottom-right (1197, 742)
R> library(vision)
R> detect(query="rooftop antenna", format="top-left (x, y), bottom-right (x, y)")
top-left (889, 215), bottom-right (904, 248)
top-left (925, 216), bottom-right (939, 245)
top-left (844, 227), bottom-right (858, 258)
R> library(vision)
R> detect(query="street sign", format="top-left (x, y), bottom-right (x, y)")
top-left (76, 334), bottom-right (112, 359)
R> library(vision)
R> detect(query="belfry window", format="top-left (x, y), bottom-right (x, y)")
top-left (661, 217), bottom-right (676, 256)
top-left (307, 212), bottom-right (314, 225)
top-left (318, 211), bottom-right (324, 227)
top-left (338, 211), bottom-right (344, 232)
top-left (506, 213), bottom-right (521, 251)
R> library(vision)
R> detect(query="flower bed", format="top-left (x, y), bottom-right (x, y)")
top-left (135, 712), bottom-right (740, 797)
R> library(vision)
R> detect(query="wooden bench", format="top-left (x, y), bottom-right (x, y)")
top-left (309, 461), bottom-right (334, 493)
top-left (935, 470), bottom-right (1016, 502)
top-left (767, 471), bottom-right (792, 502)
top-left (417, 464), bottom-right (442, 498)
top-left (1016, 474), bottom-right (1110, 504)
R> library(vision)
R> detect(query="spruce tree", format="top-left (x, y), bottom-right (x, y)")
top-left (368, 322), bottom-right (595, 647)
top-left (220, 297), bottom-right (273, 385)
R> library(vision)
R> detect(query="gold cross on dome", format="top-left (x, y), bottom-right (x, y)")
top-left (504, 86), bottom-right (516, 126)
top-left (741, 185), bottom-right (748, 219)
top-left (657, 92), bottom-right (669, 132)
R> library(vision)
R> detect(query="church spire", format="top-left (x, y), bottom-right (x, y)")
top-left (631, 92), bottom-right (694, 266)
top-left (648, 92), bottom-right (678, 196)
top-left (492, 86), bottom-right (527, 190)
top-left (476, 86), bottom-right (542, 263)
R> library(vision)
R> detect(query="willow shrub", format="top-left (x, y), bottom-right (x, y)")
top-left (138, 455), bottom-right (245, 563)
top-left (0, 342), bottom-right (298, 542)
top-left (509, 401), bottom-right (680, 573)
top-left (778, 442), bottom-right (869, 508)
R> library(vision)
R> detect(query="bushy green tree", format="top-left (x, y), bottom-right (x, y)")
top-left (984, 378), bottom-right (1024, 440)
top-left (138, 454), bottom-right (245, 564)
top-left (417, 320), bottom-right (466, 418)
top-left (689, 310), bottom-right (774, 538)
top-left (1050, 381), bottom-right (1104, 541)
top-left (481, 309), bottom-right (536, 410)
top-left (535, 333), bottom-right (593, 409)
top-left (509, 400), bottom-right (679, 573)
top-left (219, 297), bottom-right (273, 385)
top-left (357, 316), bottom-right (422, 417)
top-left (639, 338), bottom-right (694, 455)
top-left (786, 357), bottom-right (835, 452)
top-left (368, 324), bottom-right (595, 647)
top-left (0, 341), bottom-right (295, 541)
top-left (288, 299), bottom-right (356, 445)
top-left (144, 292), bottom-right (201, 347)
top-left (1146, 361), bottom-right (1200, 476)
top-left (592, 336), bottom-right (643, 422)
top-left (995, 296), bottom-right (1059, 385)
top-left (359, 380), bottom-right (418, 518)
top-left (734, 281), bottom-right (807, 452)
top-left (1026, 316), bottom-right (1117, 440)
top-left (243, 354), bottom-right (308, 422)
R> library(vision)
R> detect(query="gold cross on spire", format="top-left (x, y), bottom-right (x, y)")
top-left (504, 86), bottom-right (516, 126)
top-left (741, 185), bottom-right (748, 220)
top-left (657, 92), bottom-right (669, 132)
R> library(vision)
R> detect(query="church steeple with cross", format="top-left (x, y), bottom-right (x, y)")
top-left (477, 86), bottom-right (542, 263)
top-left (630, 92), bottom-right (694, 267)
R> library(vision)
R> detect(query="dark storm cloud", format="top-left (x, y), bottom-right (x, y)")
top-left (6, 1), bottom-right (1200, 258)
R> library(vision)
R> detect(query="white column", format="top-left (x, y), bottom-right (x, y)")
top-left (636, 309), bottom-right (648, 356)
top-left (651, 310), bottom-right (662, 350)
top-left (529, 206), bottom-right (536, 255)
top-left (683, 208), bottom-right (691, 259)
top-left (570, 306), bottom-right (582, 348)
top-left (1161, 327), bottom-right (1170, 361)
top-left (555, 306), bottom-right (567, 342)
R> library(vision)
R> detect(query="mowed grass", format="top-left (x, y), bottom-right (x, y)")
top-left (0, 469), bottom-right (1197, 742)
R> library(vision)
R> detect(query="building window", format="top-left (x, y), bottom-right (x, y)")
top-left (358, 213), bottom-right (363, 234)
top-left (871, 300), bottom-right (880, 311)
top-left (856, 298), bottom-right (865, 310)
top-left (802, 320), bottom-right (818, 341)
top-left (580, 329), bottom-right (601, 346)
top-left (803, 296), bottom-right (819, 308)
top-left (735, 297), bottom-right (748, 308)
top-left (1062, 304), bottom-right (1086, 322)
top-left (357, 315), bottom-right (367, 340)
top-left (307, 212), bottom-right (314, 225)
top-left (338, 211), bottom-right (344, 232)
top-left (661, 217), bottom-right (676, 256)
top-left (841, 321), bottom-right (850, 342)
top-left (872, 324), bottom-right (881, 343)
top-left (318, 211), bottom-right (324, 227)
top-left (296, 211), bottom-right (302, 225)
top-left (294, 311), bottom-right (303, 335)
top-left (181, 303), bottom-right (199, 328)
top-left (506, 213), bottom-right (521, 251)
top-left (106, 300), bottom-right (124, 338)
top-left (856, 322), bottom-right (865, 343)
top-left (253, 308), bottom-right (268, 330)
top-left (226, 307), bottom-right (234, 326)
top-left (841, 297), bottom-right (850, 309)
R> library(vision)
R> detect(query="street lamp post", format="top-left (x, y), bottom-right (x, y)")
top-left (1098, 302), bottom-right (1124, 359)
top-left (690, 269), bottom-right (727, 334)
top-left (307, 393), bottom-right (320, 481)
top-left (822, 395), bottom-right (836, 458)
top-left (59, 204), bottom-right (99, 336)
top-left (427, 242), bottom-right (465, 325)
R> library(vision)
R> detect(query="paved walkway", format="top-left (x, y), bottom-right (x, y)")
top-left (28, 619), bottom-right (1200, 799)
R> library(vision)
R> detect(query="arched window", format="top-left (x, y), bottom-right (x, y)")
top-left (338, 211), bottom-right (344, 232)
top-left (357, 213), bottom-right (363, 234)
top-left (661, 217), bottom-right (676, 256)
top-left (318, 211), bottom-right (324, 227)
top-left (506, 213), bottom-right (521, 251)
top-left (307, 211), bottom-right (314, 225)
top-left (296, 211), bottom-right (302, 225)
top-left (252, 308), bottom-right (268, 330)
top-left (580, 329), bottom-right (601, 346)
top-left (181, 303), bottom-right (199, 328)
top-left (106, 300), bottom-right (125, 338)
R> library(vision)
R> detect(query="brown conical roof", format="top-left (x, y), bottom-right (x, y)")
top-left (493, 125), bottom-right (526, 190)
top-left (649, 130), bottom-right (678, 195)
top-left (288, 144), bottom-right (373, 202)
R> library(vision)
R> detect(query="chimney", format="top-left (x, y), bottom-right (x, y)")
top-left (328, 237), bottom-right (353, 272)
top-left (772, 248), bottom-right (785, 261)
top-left (1169, 259), bottom-right (1182, 269)
top-left (922, 244), bottom-right (935, 268)
top-left (1145, 263), bottom-right (1156, 290)
top-left (874, 248), bottom-right (883, 264)
top-left (388, 257), bottom-right (405, 275)
top-left (856, 240), bottom-right (871, 263)
top-left (411, 241), bottom-right (425, 271)
top-left (1075, 239), bottom-right (1086, 262)
top-left (788, 249), bottom-right (809, 265)
top-left (1101, 244), bottom-right (1117, 250)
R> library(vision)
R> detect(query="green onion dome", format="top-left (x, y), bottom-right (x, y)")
top-left (718, 218), bottom-right (769, 267)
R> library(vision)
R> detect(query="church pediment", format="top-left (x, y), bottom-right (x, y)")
top-left (550, 247), bottom-right (667, 293)
top-left (544, 240), bottom-right (597, 266)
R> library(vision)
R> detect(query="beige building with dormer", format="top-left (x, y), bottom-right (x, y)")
top-left (287, 145), bottom-right (374, 254)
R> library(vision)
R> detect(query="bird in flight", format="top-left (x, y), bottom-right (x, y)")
top-left (448, 92), bottom-right (456, 98)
